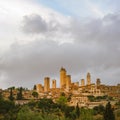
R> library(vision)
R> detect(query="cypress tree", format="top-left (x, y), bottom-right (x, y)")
top-left (9, 88), bottom-right (14, 101)
top-left (17, 87), bottom-right (23, 100)
top-left (104, 102), bottom-right (115, 120)
top-left (76, 103), bottom-right (80, 118)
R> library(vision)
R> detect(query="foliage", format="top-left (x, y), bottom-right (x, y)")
top-left (115, 100), bottom-right (120, 108)
top-left (0, 92), bottom-right (3, 101)
top-left (67, 93), bottom-right (72, 102)
top-left (87, 95), bottom-right (112, 102)
top-left (93, 105), bottom-right (105, 115)
top-left (8, 86), bottom-right (15, 90)
top-left (56, 96), bottom-right (67, 106)
top-left (38, 98), bottom-right (59, 113)
top-left (80, 108), bottom-right (94, 120)
top-left (0, 99), bottom-right (15, 114)
top-left (0, 95), bottom-right (118, 120)
top-left (75, 103), bottom-right (80, 118)
top-left (28, 100), bottom-right (37, 109)
top-left (103, 102), bottom-right (115, 120)
top-left (87, 95), bottom-right (95, 102)
top-left (8, 88), bottom-right (14, 101)
top-left (33, 85), bottom-right (36, 90)
top-left (60, 92), bottom-right (66, 96)
top-left (64, 106), bottom-right (76, 120)
top-left (16, 105), bottom-right (43, 120)
top-left (32, 91), bottom-right (38, 98)
top-left (17, 87), bottom-right (23, 100)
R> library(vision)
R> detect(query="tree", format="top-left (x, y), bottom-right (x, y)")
top-left (0, 92), bottom-right (3, 100)
top-left (33, 85), bottom-right (36, 90)
top-left (60, 92), bottom-right (66, 96)
top-left (38, 98), bottom-right (58, 113)
top-left (75, 103), bottom-right (80, 118)
top-left (87, 95), bottom-right (95, 102)
top-left (16, 105), bottom-right (43, 120)
top-left (64, 106), bottom-right (76, 120)
top-left (80, 108), bottom-right (94, 120)
top-left (56, 96), bottom-right (67, 106)
top-left (0, 100), bottom-right (15, 114)
top-left (104, 102), bottom-right (115, 120)
top-left (93, 105), bottom-right (105, 115)
top-left (8, 88), bottom-right (14, 101)
top-left (17, 87), bottom-right (23, 100)
top-left (32, 91), bottom-right (38, 98)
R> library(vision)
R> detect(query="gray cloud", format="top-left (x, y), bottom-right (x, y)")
top-left (22, 14), bottom-right (48, 34)
top-left (21, 14), bottom-right (62, 34)
top-left (0, 12), bottom-right (120, 89)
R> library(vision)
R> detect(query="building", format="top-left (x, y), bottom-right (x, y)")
top-left (81, 79), bottom-right (85, 86)
top-left (52, 79), bottom-right (56, 89)
top-left (36, 84), bottom-right (43, 93)
top-left (87, 72), bottom-right (91, 85)
top-left (44, 77), bottom-right (50, 92)
top-left (60, 67), bottom-right (66, 88)
top-left (66, 75), bottom-right (71, 90)
top-left (96, 78), bottom-right (101, 86)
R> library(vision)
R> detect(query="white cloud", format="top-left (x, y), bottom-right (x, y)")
top-left (0, 0), bottom-right (120, 89)
top-left (0, 0), bottom-right (69, 52)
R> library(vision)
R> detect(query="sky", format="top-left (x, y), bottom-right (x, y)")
top-left (0, 0), bottom-right (120, 89)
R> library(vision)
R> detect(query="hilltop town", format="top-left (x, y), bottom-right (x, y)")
top-left (1, 67), bottom-right (120, 108)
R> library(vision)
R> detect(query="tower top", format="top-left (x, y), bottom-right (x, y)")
top-left (60, 67), bottom-right (66, 72)
top-left (87, 72), bottom-right (91, 76)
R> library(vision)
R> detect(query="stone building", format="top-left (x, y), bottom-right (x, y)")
top-left (44, 77), bottom-right (50, 92)
top-left (96, 78), bottom-right (101, 86)
top-left (81, 79), bottom-right (85, 86)
top-left (60, 67), bottom-right (66, 88)
top-left (52, 79), bottom-right (56, 89)
top-left (36, 84), bottom-right (43, 93)
top-left (87, 72), bottom-right (91, 85)
top-left (66, 75), bottom-right (71, 90)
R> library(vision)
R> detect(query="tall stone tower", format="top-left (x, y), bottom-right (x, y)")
top-left (96, 78), bottom-right (101, 86)
top-left (60, 67), bottom-right (66, 88)
top-left (66, 75), bottom-right (71, 89)
top-left (81, 79), bottom-right (85, 86)
top-left (52, 79), bottom-right (56, 89)
top-left (36, 84), bottom-right (43, 93)
top-left (87, 72), bottom-right (91, 85)
top-left (44, 77), bottom-right (50, 92)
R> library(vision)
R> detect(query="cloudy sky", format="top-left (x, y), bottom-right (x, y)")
top-left (0, 0), bottom-right (120, 89)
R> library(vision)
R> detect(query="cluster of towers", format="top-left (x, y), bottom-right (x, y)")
top-left (60, 67), bottom-right (71, 89)
top-left (81, 72), bottom-right (91, 86)
top-left (60, 67), bottom-right (94, 89)
top-left (36, 67), bottom-right (101, 93)
top-left (36, 77), bottom-right (57, 93)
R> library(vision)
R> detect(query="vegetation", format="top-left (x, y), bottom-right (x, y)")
top-left (87, 95), bottom-right (113, 102)
top-left (103, 102), bottom-right (115, 120)
top-left (0, 93), bottom-right (118, 120)
top-left (33, 85), bottom-right (36, 90)
top-left (8, 88), bottom-right (14, 101)
top-left (93, 105), bottom-right (105, 115)
top-left (17, 87), bottom-right (23, 100)
top-left (32, 91), bottom-right (38, 98)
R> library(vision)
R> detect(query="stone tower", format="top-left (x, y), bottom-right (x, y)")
top-left (60, 67), bottom-right (66, 88)
top-left (36, 84), bottom-right (43, 93)
top-left (81, 79), bottom-right (85, 86)
top-left (66, 75), bottom-right (71, 89)
top-left (52, 79), bottom-right (56, 89)
top-left (96, 78), bottom-right (101, 86)
top-left (44, 77), bottom-right (50, 92)
top-left (87, 72), bottom-right (91, 85)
